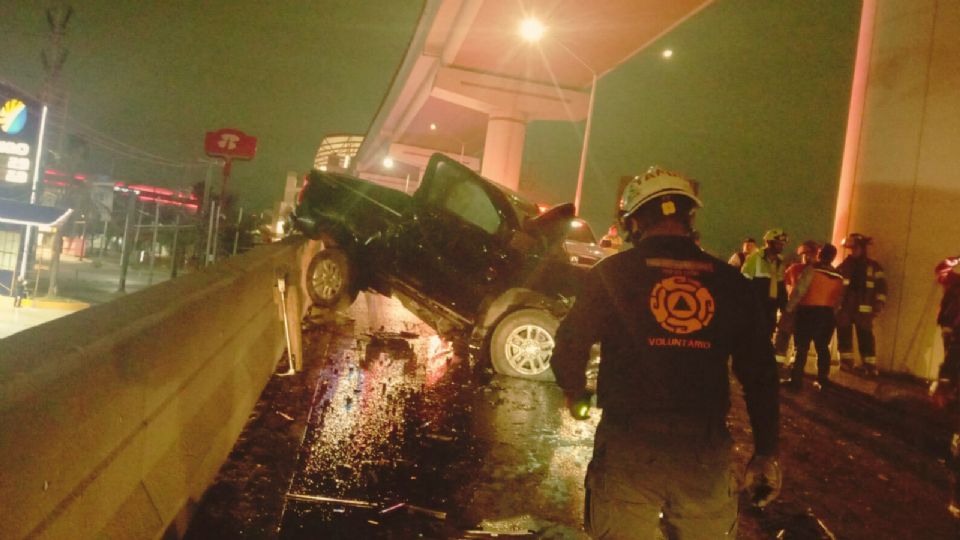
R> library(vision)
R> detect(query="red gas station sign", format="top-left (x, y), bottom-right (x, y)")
top-left (204, 128), bottom-right (257, 160)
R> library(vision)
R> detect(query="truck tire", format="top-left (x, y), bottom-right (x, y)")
top-left (305, 248), bottom-right (357, 310)
top-left (490, 309), bottom-right (559, 381)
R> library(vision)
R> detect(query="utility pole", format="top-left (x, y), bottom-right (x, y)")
top-left (41, 3), bottom-right (72, 153)
top-left (117, 191), bottom-right (137, 293)
top-left (147, 200), bottom-right (160, 284)
top-left (40, 3), bottom-right (73, 297)
top-left (232, 207), bottom-right (243, 255)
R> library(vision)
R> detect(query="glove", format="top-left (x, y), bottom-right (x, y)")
top-left (565, 391), bottom-right (594, 420)
top-left (744, 455), bottom-right (782, 508)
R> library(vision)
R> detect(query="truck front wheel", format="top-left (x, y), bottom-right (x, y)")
top-left (490, 309), bottom-right (558, 381)
top-left (306, 248), bottom-right (357, 310)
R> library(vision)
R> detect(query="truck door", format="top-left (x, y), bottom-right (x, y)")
top-left (401, 159), bottom-right (513, 318)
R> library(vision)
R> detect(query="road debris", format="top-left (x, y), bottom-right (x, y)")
top-left (284, 492), bottom-right (376, 508)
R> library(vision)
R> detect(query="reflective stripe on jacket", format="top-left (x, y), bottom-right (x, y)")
top-left (741, 248), bottom-right (785, 301)
top-left (838, 255), bottom-right (887, 312)
top-left (786, 264), bottom-right (845, 311)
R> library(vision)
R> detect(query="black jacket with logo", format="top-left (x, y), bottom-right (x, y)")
top-left (551, 235), bottom-right (779, 455)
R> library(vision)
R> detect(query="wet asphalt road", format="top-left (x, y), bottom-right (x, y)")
top-left (187, 292), bottom-right (960, 539)
top-left (277, 294), bottom-right (594, 539)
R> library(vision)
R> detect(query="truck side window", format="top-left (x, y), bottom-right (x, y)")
top-left (443, 180), bottom-right (501, 234)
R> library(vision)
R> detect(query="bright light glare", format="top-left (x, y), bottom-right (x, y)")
top-left (570, 220), bottom-right (584, 228)
top-left (382, 156), bottom-right (394, 169)
top-left (429, 123), bottom-right (437, 131)
top-left (661, 49), bottom-right (674, 59)
top-left (520, 18), bottom-right (546, 42)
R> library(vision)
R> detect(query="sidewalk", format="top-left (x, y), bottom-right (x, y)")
top-left (0, 251), bottom-right (179, 339)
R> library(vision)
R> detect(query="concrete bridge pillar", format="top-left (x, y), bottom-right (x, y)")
top-left (480, 109), bottom-right (527, 191)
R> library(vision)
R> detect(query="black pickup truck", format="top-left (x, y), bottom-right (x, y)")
top-left (290, 153), bottom-right (592, 380)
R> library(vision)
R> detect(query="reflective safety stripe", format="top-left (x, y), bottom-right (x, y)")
top-left (858, 305), bottom-right (873, 313)
top-left (875, 271), bottom-right (884, 278)
top-left (840, 353), bottom-right (855, 360)
top-left (843, 279), bottom-right (850, 286)
top-left (876, 294), bottom-right (886, 301)
top-left (867, 267), bottom-right (874, 277)
top-left (863, 356), bottom-right (877, 366)
top-left (866, 281), bottom-right (874, 288)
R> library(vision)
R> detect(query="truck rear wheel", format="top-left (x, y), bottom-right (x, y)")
top-left (490, 309), bottom-right (558, 381)
top-left (306, 248), bottom-right (357, 310)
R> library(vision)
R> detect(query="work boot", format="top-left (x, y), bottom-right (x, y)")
top-left (813, 379), bottom-right (830, 392)
top-left (780, 378), bottom-right (801, 392)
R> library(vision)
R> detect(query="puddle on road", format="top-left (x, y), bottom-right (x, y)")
top-left (278, 294), bottom-right (593, 539)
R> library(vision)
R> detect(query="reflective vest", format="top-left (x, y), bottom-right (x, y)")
top-left (741, 248), bottom-right (785, 300)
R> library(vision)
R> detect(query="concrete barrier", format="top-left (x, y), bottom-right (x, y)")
top-left (0, 237), bottom-right (317, 539)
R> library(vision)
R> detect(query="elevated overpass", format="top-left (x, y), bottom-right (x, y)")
top-left (1, 1), bottom-right (957, 538)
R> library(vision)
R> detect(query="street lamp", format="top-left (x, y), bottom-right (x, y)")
top-left (429, 123), bottom-right (466, 164)
top-left (520, 18), bottom-right (596, 216)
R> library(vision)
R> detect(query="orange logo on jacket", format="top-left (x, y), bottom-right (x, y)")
top-left (650, 276), bottom-right (715, 334)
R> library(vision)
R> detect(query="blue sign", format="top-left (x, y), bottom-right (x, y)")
top-left (0, 83), bottom-right (42, 186)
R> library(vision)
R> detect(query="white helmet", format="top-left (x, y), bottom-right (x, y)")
top-left (619, 166), bottom-right (702, 220)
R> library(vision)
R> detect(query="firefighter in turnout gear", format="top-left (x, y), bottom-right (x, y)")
top-left (551, 167), bottom-right (780, 539)
top-left (930, 256), bottom-right (960, 518)
top-left (741, 229), bottom-right (789, 340)
top-left (837, 233), bottom-right (887, 375)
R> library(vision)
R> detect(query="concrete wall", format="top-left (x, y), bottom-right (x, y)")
top-left (842, 0), bottom-right (960, 377)
top-left (0, 238), bottom-right (315, 539)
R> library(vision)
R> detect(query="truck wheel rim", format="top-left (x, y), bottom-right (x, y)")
top-left (504, 324), bottom-right (554, 375)
top-left (312, 258), bottom-right (343, 300)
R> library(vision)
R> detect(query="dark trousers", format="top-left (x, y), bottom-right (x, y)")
top-left (791, 306), bottom-right (836, 383)
top-left (761, 299), bottom-right (781, 341)
top-left (773, 312), bottom-right (794, 359)
top-left (836, 311), bottom-right (876, 364)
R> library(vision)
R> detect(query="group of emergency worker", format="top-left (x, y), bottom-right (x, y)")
top-left (734, 230), bottom-right (887, 390)
top-left (545, 164), bottom-right (960, 538)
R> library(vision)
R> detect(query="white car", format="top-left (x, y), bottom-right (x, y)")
top-left (563, 219), bottom-right (609, 267)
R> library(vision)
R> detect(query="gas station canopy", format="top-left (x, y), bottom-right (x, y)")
top-left (0, 199), bottom-right (72, 230)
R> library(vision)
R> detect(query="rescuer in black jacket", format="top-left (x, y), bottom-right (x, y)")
top-left (551, 167), bottom-right (781, 539)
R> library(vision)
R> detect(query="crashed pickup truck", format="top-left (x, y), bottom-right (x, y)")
top-left (290, 153), bottom-right (593, 380)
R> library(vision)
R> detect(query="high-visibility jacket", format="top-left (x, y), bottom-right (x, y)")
top-left (785, 263), bottom-right (845, 312)
top-left (741, 248), bottom-right (786, 303)
top-left (837, 255), bottom-right (887, 314)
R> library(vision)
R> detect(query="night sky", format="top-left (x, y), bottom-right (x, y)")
top-left (0, 0), bottom-right (425, 211)
top-left (520, 1), bottom-right (862, 257)
top-left (2, 0), bottom-right (863, 259)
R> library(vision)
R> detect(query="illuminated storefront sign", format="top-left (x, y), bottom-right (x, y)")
top-left (0, 84), bottom-right (42, 185)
